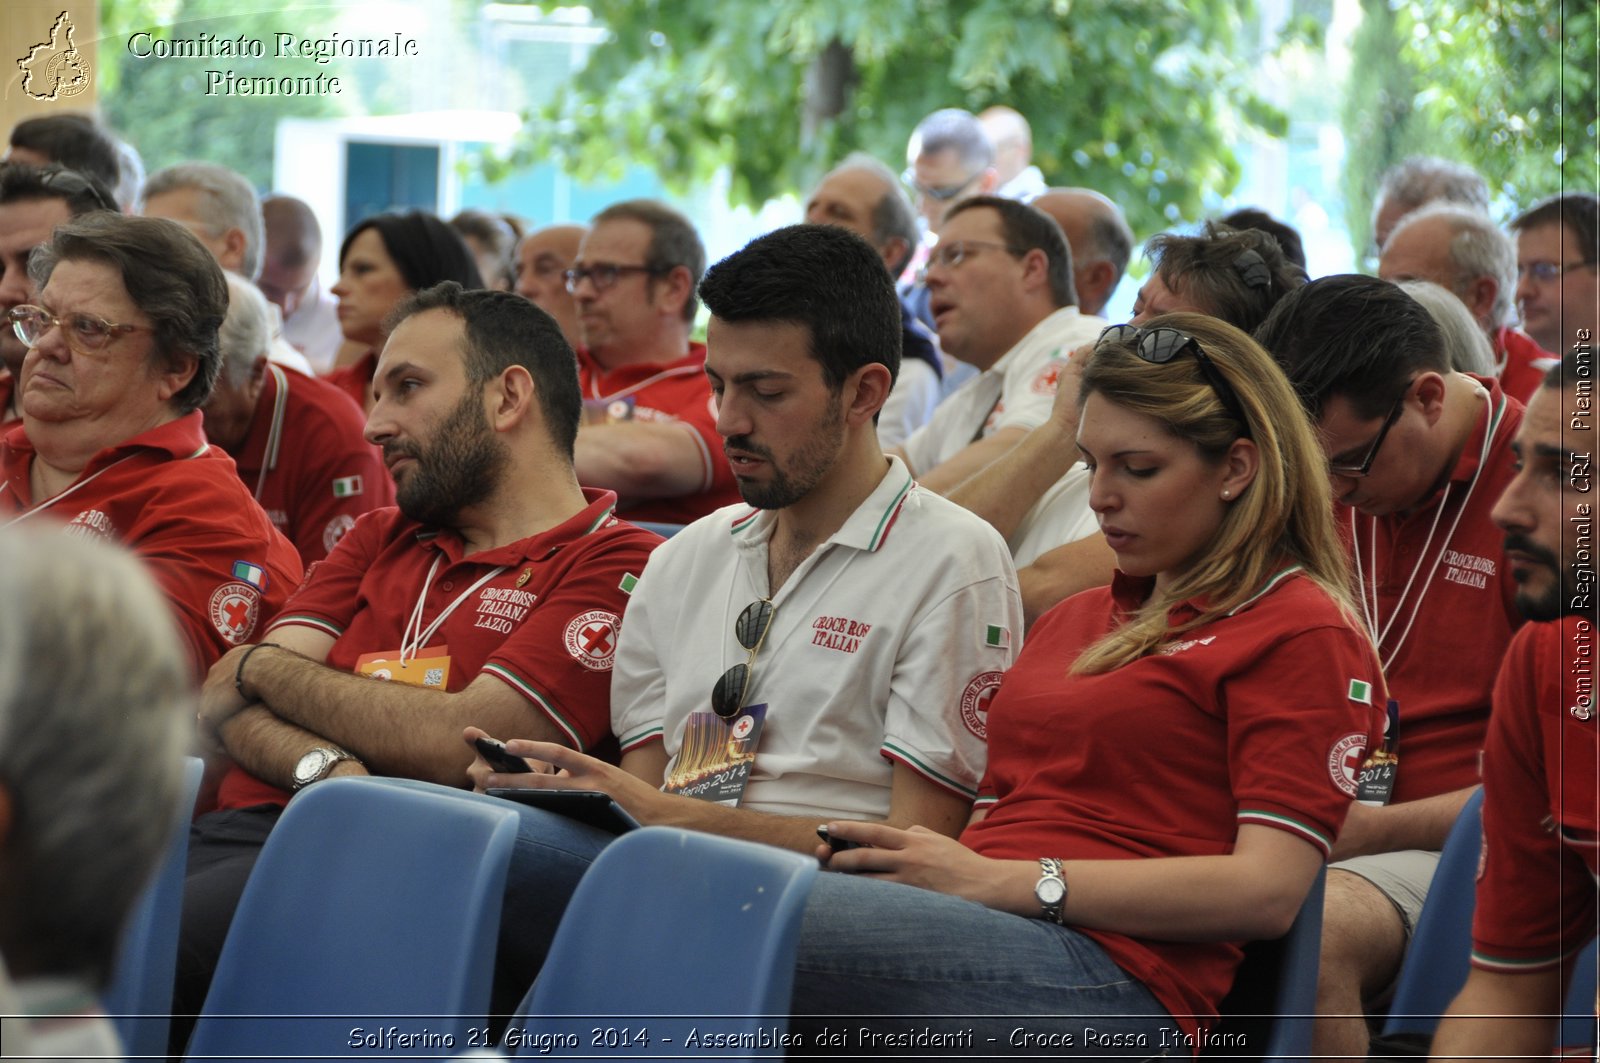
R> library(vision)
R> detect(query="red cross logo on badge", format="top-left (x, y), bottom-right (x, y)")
top-left (960, 671), bottom-right (1004, 739)
top-left (1327, 733), bottom-right (1369, 798)
top-left (564, 610), bottom-right (621, 671)
top-left (731, 715), bottom-right (755, 740)
top-left (208, 582), bottom-right (261, 645)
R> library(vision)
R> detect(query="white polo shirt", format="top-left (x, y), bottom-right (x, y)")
top-left (1010, 464), bottom-right (1099, 567)
top-left (899, 305), bottom-right (1106, 477)
top-left (612, 456), bottom-right (1022, 820)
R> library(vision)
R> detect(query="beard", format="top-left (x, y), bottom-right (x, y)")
top-left (389, 391), bottom-right (506, 528)
top-left (1503, 533), bottom-right (1565, 621)
top-left (727, 393), bottom-right (844, 510)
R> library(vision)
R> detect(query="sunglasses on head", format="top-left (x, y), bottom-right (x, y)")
top-left (1096, 324), bottom-right (1252, 438)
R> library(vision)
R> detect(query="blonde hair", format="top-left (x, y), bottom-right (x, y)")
top-left (1071, 312), bottom-right (1357, 674)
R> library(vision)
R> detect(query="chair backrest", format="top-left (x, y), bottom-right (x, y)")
top-left (104, 755), bottom-right (204, 1059)
top-left (1382, 788), bottom-right (1485, 1038)
top-left (518, 826), bottom-right (817, 1058)
top-left (1206, 866), bottom-right (1326, 1063)
top-left (184, 777), bottom-right (519, 1063)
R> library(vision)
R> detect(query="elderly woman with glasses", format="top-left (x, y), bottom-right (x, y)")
top-left (0, 213), bottom-right (302, 679)
top-left (788, 314), bottom-right (1387, 1053)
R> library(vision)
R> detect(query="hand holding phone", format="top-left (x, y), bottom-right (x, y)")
top-left (816, 824), bottom-right (868, 853)
top-left (473, 735), bottom-right (535, 775)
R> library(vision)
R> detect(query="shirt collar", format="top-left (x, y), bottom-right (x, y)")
top-left (986, 306), bottom-right (1085, 377)
top-left (729, 455), bottom-right (916, 556)
top-left (1109, 563), bottom-right (1306, 621)
top-left (577, 340), bottom-right (707, 394)
top-left (1444, 374), bottom-right (1511, 487)
top-left (414, 487), bottom-right (622, 565)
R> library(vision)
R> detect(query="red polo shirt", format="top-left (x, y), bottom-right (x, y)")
top-left (1493, 326), bottom-right (1557, 403)
top-left (323, 349), bottom-right (377, 412)
top-left (577, 342), bottom-right (740, 524)
top-left (1471, 617), bottom-right (1599, 972)
top-left (964, 567), bottom-right (1385, 1047)
top-left (0, 413), bottom-right (303, 679)
top-left (228, 364), bottom-right (393, 563)
top-left (0, 370), bottom-right (17, 434)
top-left (1341, 376), bottom-right (1524, 802)
top-left (214, 489), bottom-right (662, 810)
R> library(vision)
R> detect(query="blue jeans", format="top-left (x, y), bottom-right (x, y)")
top-left (790, 874), bottom-right (1178, 1057)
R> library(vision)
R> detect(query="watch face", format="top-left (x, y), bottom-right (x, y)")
top-left (295, 749), bottom-right (329, 784)
top-left (1037, 877), bottom-right (1066, 905)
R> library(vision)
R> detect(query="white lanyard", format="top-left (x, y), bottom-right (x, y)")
top-left (252, 364), bottom-right (290, 502)
top-left (1, 455), bottom-right (136, 528)
top-left (1352, 389), bottom-right (1504, 671)
top-left (399, 552), bottom-right (506, 664)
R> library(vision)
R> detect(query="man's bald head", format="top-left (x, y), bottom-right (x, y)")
top-left (258, 195), bottom-right (324, 319)
top-left (1031, 187), bottom-right (1132, 316)
top-left (978, 106), bottom-right (1033, 187)
top-left (514, 223), bottom-right (587, 348)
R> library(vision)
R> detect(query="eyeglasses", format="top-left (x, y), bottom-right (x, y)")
top-left (37, 166), bottom-right (118, 213)
top-left (563, 262), bottom-right (668, 294)
top-left (7, 304), bottom-right (150, 355)
top-left (710, 598), bottom-right (776, 721)
top-left (1327, 394), bottom-right (1406, 478)
top-left (902, 167), bottom-right (982, 202)
top-left (926, 240), bottom-right (1025, 270)
top-left (1516, 260), bottom-right (1594, 282)
top-left (1096, 324), bottom-right (1253, 438)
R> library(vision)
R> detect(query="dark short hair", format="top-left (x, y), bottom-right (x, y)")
top-left (946, 195), bottom-right (1076, 308)
top-left (1220, 208), bottom-right (1307, 269)
top-left (1148, 222), bottom-right (1307, 334)
top-left (8, 114), bottom-right (120, 194)
top-left (0, 162), bottom-right (117, 216)
top-left (1512, 192), bottom-right (1600, 267)
top-left (591, 199), bottom-right (706, 323)
top-left (1254, 274), bottom-right (1447, 421)
top-left (30, 213), bottom-right (227, 415)
top-left (911, 109), bottom-right (993, 174)
top-left (339, 210), bottom-right (484, 292)
top-left (387, 282), bottom-right (581, 459)
top-left (699, 225), bottom-right (901, 391)
top-left (1545, 348), bottom-right (1592, 391)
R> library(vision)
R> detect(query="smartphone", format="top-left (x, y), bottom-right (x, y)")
top-left (816, 825), bottom-right (868, 852)
top-left (487, 788), bottom-right (640, 834)
top-left (473, 735), bottom-right (534, 775)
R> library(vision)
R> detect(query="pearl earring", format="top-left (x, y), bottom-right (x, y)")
top-left (1222, 490), bottom-right (1231, 499)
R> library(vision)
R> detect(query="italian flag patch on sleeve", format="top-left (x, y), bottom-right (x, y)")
top-left (1348, 679), bottom-right (1373, 705)
top-left (984, 624), bottom-right (1011, 649)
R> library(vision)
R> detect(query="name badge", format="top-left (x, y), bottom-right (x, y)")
top-left (662, 704), bottom-right (767, 806)
top-left (355, 647), bottom-right (451, 689)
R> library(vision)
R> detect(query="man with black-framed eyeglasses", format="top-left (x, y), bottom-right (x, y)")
top-left (1258, 274), bottom-right (1527, 1063)
top-left (566, 199), bottom-right (740, 524)
top-left (0, 162), bottom-right (116, 429)
top-left (1510, 192), bottom-right (1599, 360)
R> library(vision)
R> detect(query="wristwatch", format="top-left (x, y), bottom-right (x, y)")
top-left (291, 746), bottom-right (357, 790)
top-left (1034, 857), bottom-right (1068, 924)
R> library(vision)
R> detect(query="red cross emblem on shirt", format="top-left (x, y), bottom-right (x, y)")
top-left (580, 622), bottom-right (614, 657)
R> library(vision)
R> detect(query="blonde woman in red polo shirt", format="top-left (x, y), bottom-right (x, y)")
top-left (795, 313), bottom-right (1386, 1054)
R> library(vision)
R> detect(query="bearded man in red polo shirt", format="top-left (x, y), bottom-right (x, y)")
top-left (173, 283), bottom-right (660, 1045)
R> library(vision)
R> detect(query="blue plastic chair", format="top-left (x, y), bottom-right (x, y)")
top-left (1206, 866), bottom-right (1326, 1063)
top-left (183, 777), bottom-right (520, 1062)
top-left (515, 826), bottom-right (818, 1058)
top-left (1385, 789), bottom-right (1597, 1051)
top-left (103, 755), bottom-right (204, 1059)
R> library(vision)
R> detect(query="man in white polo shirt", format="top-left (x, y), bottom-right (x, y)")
top-left (892, 195), bottom-right (1105, 495)
top-left (469, 223), bottom-right (1021, 998)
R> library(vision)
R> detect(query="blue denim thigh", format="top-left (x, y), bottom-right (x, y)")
top-left (789, 873), bottom-right (1177, 1056)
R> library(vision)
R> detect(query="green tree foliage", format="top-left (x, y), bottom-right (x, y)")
top-left (486, 0), bottom-right (1292, 239)
top-left (1342, 0), bottom-right (1598, 259)
top-left (97, 0), bottom-right (347, 189)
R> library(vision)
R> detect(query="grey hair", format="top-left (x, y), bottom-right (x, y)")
top-left (0, 527), bottom-right (190, 986)
top-left (144, 162), bottom-right (264, 280)
top-left (219, 272), bottom-right (273, 388)
top-left (1391, 202), bottom-right (1516, 329)
top-left (832, 152), bottom-right (919, 275)
top-left (1396, 279), bottom-right (1497, 376)
top-left (1376, 156), bottom-right (1490, 218)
